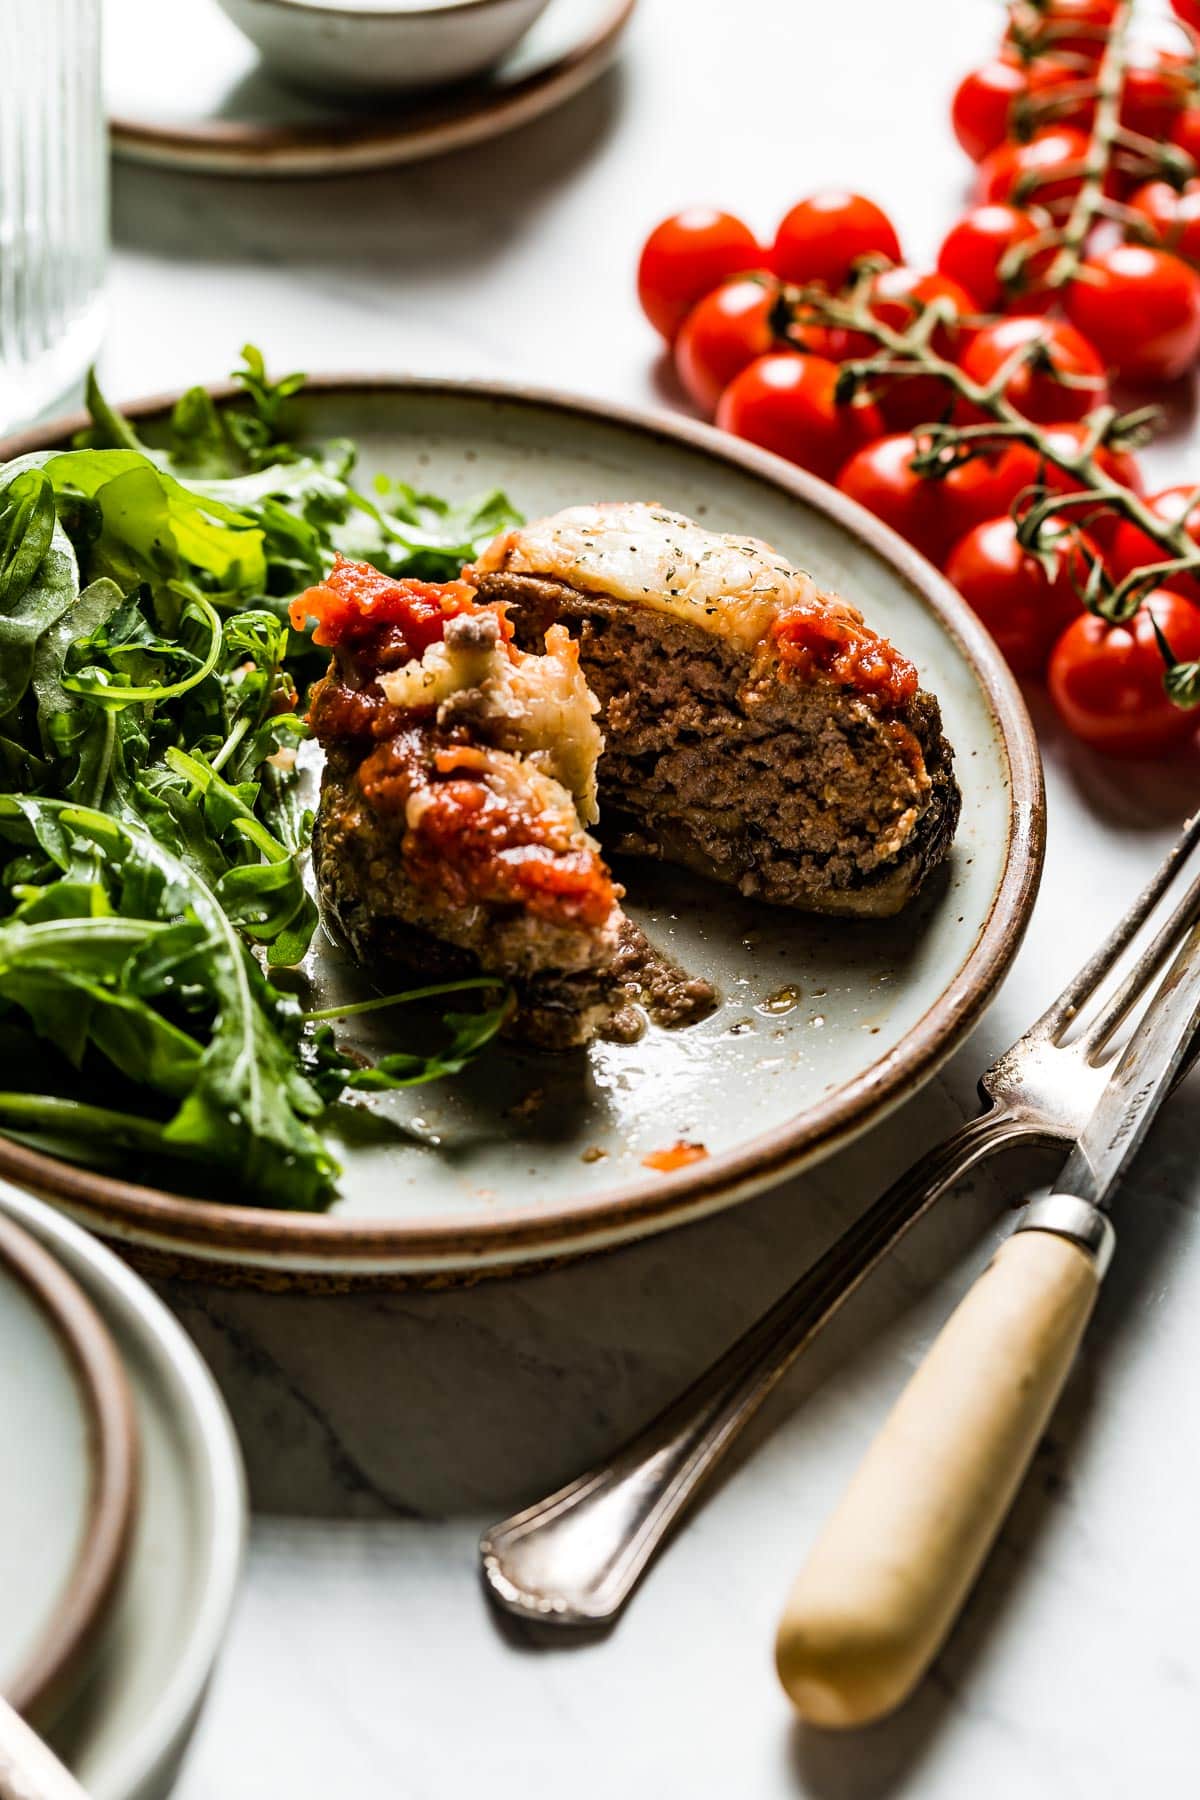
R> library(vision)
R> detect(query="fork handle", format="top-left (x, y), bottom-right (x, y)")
top-left (775, 1197), bottom-right (1113, 1727)
top-left (481, 1107), bottom-right (1041, 1626)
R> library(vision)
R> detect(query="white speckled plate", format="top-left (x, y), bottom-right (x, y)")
top-left (0, 1182), bottom-right (246, 1800)
top-left (105, 0), bottom-right (635, 176)
top-left (0, 378), bottom-right (1044, 1285)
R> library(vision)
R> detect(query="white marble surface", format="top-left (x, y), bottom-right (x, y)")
top-left (90, 0), bottom-right (1200, 1792)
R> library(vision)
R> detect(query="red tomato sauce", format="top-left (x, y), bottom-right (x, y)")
top-left (770, 599), bottom-right (919, 709)
top-left (355, 731), bottom-right (616, 932)
top-left (641, 1141), bottom-right (710, 1172)
top-left (290, 554), bottom-right (482, 657)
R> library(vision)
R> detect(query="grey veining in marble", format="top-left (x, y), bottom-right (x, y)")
top-left (57, 0), bottom-right (1200, 1791)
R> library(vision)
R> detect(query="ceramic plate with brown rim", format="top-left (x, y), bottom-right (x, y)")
top-left (0, 376), bottom-right (1043, 1286)
top-left (105, 0), bottom-right (635, 177)
top-left (0, 1210), bottom-right (137, 1729)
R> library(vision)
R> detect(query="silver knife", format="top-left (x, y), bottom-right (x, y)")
top-left (774, 917), bottom-right (1200, 1730)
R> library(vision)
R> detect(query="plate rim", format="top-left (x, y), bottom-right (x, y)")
top-left (0, 373), bottom-right (1045, 1277)
top-left (0, 1210), bottom-right (138, 1724)
top-left (107, 0), bottom-right (637, 177)
top-left (0, 1179), bottom-right (246, 1800)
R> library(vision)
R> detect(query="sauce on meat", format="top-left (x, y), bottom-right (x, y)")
top-left (770, 598), bottom-right (919, 710)
top-left (296, 558), bottom-right (616, 935)
top-left (290, 554), bottom-right (481, 656)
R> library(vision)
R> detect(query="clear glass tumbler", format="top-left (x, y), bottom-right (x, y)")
top-left (0, 0), bottom-right (108, 433)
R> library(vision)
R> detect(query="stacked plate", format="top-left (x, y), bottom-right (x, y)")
top-left (0, 1181), bottom-right (245, 1800)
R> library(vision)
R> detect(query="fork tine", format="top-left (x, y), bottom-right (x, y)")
top-left (1079, 866), bottom-right (1200, 1058)
top-left (1035, 810), bottom-right (1200, 1043)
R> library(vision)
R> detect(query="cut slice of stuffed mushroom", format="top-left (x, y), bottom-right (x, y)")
top-left (294, 554), bottom-right (713, 1049)
top-left (472, 501), bottom-right (960, 918)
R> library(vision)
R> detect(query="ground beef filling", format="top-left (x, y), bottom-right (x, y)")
top-left (475, 576), bottom-right (959, 917)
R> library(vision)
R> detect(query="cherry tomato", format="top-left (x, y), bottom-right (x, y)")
top-left (674, 274), bottom-right (779, 414)
top-left (1048, 589), bottom-right (1200, 755)
top-left (836, 434), bottom-right (1047, 565)
top-left (948, 443), bottom-right (1045, 529)
top-left (959, 315), bottom-right (1109, 423)
top-left (1172, 0), bottom-right (1200, 30)
top-left (637, 210), bottom-right (762, 342)
top-left (921, 426), bottom-right (1141, 548)
top-left (937, 204), bottom-right (1057, 311)
top-left (975, 127), bottom-right (1094, 217)
top-left (772, 192), bottom-right (902, 290)
top-left (836, 434), bottom-right (963, 564)
top-left (716, 354), bottom-right (884, 482)
top-left (1169, 105), bottom-right (1200, 164)
top-left (1128, 180), bottom-right (1200, 268)
top-left (1024, 56), bottom-right (1099, 134)
top-left (782, 305), bottom-right (855, 361)
top-left (866, 267), bottom-right (976, 337)
top-left (951, 60), bottom-right (1027, 163)
top-left (1032, 419), bottom-right (1146, 545)
top-left (1109, 486), bottom-right (1200, 605)
top-left (1039, 420), bottom-right (1145, 497)
top-left (864, 268), bottom-right (977, 430)
top-left (945, 515), bottom-right (1099, 675)
top-left (1119, 52), bottom-right (1190, 141)
top-left (1065, 245), bottom-right (1200, 383)
top-left (1006, 0), bottom-right (1118, 64)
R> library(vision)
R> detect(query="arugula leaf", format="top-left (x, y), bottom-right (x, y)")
top-left (0, 797), bottom-right (338, 1209)
top-left (0, 347), bottom-right (525, 1207)
top-left (0, 468), bottom-right (82, 719)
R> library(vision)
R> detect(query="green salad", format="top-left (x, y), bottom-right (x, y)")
top-left (0, 349), bottom-right (522, 1210)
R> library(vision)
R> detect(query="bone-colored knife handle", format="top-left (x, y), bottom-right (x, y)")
top-left (775, 1219), bottom-right (1106, 1728)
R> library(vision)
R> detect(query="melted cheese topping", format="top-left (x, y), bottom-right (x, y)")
top-left (378, 616), bottom-right (603, 824)
top-left (474, 501), bottom-right (834, 652)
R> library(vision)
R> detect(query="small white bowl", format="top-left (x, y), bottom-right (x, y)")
top-left (214, 0), bottom-right (555, 96)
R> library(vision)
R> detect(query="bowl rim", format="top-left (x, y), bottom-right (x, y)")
top-left (0, 373), bottom-right (1045, 1276)
top-left (0, 1180), bottom-right (246, 1798)
top-left (223, 0), bottom-right (541, 20)
top-left (108, 0), bottom-right (637, 178)
top-left (0, 1210), bottom-right (139, 1725)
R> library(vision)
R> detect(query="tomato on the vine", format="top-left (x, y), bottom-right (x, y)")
top-left (1032, 420), bottom-right (1145, 545)
top-left (1169, 106), bottom-right (1200, 164)
top-left (959, 315), bottom-right (1109, 424)
top-left (715, 354), bottom-right (883, 482)
top-left (772, 192), bottom-right (902, 290)
top-left (948, 443), bottom-right (1047, 528)
top-left (951, 59), bottom-right (1028, 163)
top-left (937, 204), bottom-right (1056, 312)
top-left (944, 515), bottom-right (1099, 675)
top-left (1039, 420), bottom-right (1145, 498)
top-left (864, 268), bottom-right (977, 430)
top-left (1172, 0), bottom-right (1200, 30)
top-left (674, 274), bottom-right (779, 414)
top-left (836, 434), bottom-right (964, 565)
top-left (1109, 486), bottom-right (1200, 605)
top-left (835, 434), bottom-right (1047, 566)
top-left (1024, 56), bottom-right (1100, 134)
top-left (782, 305), bottom-right (855, 362)
top-left (637, 210), bottom-right (762, 341)
top-left (1127, 180), bottom-right (1200, 270)
top-left (1048, 590), bottom-right (1200, 755)
top-left (975, 127), bottom-right (1094, 216)
top-left (1005, 0), bottom-right (1119, 64)
top-left (1065, 246), bottom-right (1200, 384)
top-left (1119, 52), bottom-right (1190, 141)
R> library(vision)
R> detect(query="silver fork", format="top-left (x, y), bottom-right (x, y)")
top-left (481, 812), bottom-right (1200, 1629)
